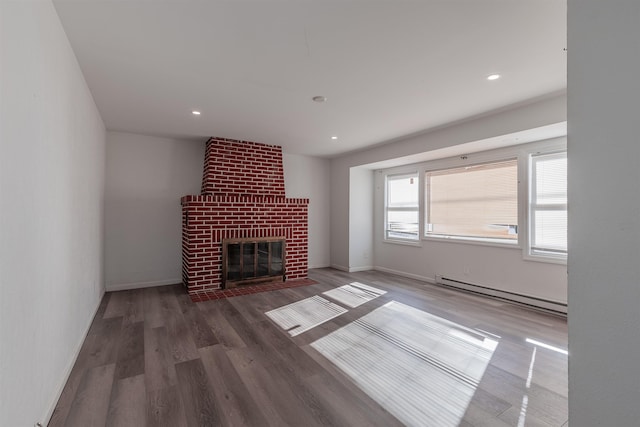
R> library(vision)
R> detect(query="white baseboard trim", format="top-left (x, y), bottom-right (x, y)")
top-left (106, 278), bottom-right (181, 292)
top-left (329, 264), bottom-right (374, 273)
top-left (373, 266), bottom-right (437, 284)
top-left (348, 265), bottom-right (373, 272)
top-left (42, 290), bottom-right (105, 426)
top-left (330, 264), bottom-right (350, 272)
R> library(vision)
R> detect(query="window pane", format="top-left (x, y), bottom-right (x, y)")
top-left (535, 155), bottom-right (567, 205)
top-left (387, 210), bottom-right (419, 240)
top-left (426, 160), bottom-right (518, 241)
top-left (532, 210), bottom-right (567, 253)
top-left (386, 173), bottom-right (419, 241)
top-left (388, 174), bottom-right (418, 207)
top-left (530, 151), bottom-right (567, 257)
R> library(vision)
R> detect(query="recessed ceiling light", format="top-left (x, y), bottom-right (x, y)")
top-left (331, 136), bottom-right (338, 140)
top-left (192, 110), bottom-right (201, 115)
top-left (312, 96), bottom-right (327, 103)
top-left (487, 74), bottom-right (501, 81)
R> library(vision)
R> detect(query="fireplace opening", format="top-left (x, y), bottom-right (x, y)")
top-left (222, 237), bottom-right (286, 288)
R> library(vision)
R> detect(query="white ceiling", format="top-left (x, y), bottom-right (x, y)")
top-left (53, 0), bottom-right (566, 157)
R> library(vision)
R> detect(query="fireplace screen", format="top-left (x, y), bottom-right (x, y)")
top-left (222, 237), bottom-right (285, 288)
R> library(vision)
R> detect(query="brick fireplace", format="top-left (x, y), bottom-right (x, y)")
top-left (181, 137), bottom-right (309, 295)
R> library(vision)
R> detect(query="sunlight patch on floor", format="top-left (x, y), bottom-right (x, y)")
top-left (322, 282), bottom-right (386, 308)
top-left (517, 346), bottom-right (537, 427)
top-left (265, 295), bottom-right (347, 336)
top-left (311, 301), bottom-right (498, 427)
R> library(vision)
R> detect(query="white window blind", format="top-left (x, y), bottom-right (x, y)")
top-left (385, 173), bottom-right (419, 240)
top-left (425, 159), bottom-right (518, 242)
top-left (530, 152), bottom-right (567, 257)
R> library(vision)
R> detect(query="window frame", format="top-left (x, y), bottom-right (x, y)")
top-left (524, 150), bottom-right (568, 264)
top-left (383, 171), bottom-right (421, 244)
top-left (423, 158), bottom-right (519, 246)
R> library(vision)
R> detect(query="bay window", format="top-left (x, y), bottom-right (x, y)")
top-left (379, 138), bottom-right (568, 264)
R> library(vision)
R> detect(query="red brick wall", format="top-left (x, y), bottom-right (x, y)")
top-left (181, 195), bottom-right (308, 293)
top-left (201, 137), bottom-right (286, 197)
top-left (182, 137), bottom-right (309, 294)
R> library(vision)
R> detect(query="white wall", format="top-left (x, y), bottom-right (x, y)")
top-left (105, 131), bottom-right (204, 290)
top-left (283, 153), bottom-right (331, 269)
top-left (330, 159), bottom-right (351, 271)
top-left (568, 1), bottom-right (640, 424)
top-left (349, 167), bottom-right (374, 271)
top-left (0, 2), bottom-right (106, 426)
top-left (330, 94), bottom-right (568, 301)
top-left (374, 231), bottom-right (567, 303)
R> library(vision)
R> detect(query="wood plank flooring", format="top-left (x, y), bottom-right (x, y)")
top-left (49, 268), bottom-right (568, 426)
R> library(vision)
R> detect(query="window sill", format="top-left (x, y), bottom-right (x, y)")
top-left (523, 253), bottom-right (567, 265)
top-left (422, 235), bottom-right (520, 250)
top-left (383, 238), bottom-right (422, 247)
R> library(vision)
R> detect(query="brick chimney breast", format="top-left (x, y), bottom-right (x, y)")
top-left (201, 137), bottom-right (286, 197)
top-left (181, 137), bottom-right (308, 294)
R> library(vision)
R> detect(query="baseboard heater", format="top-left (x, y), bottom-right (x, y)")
top-left (435, 275), bottom-right (567, 316)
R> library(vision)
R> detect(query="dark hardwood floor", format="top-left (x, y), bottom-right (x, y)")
top-left (49, 268), bottom-right (568, 426)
